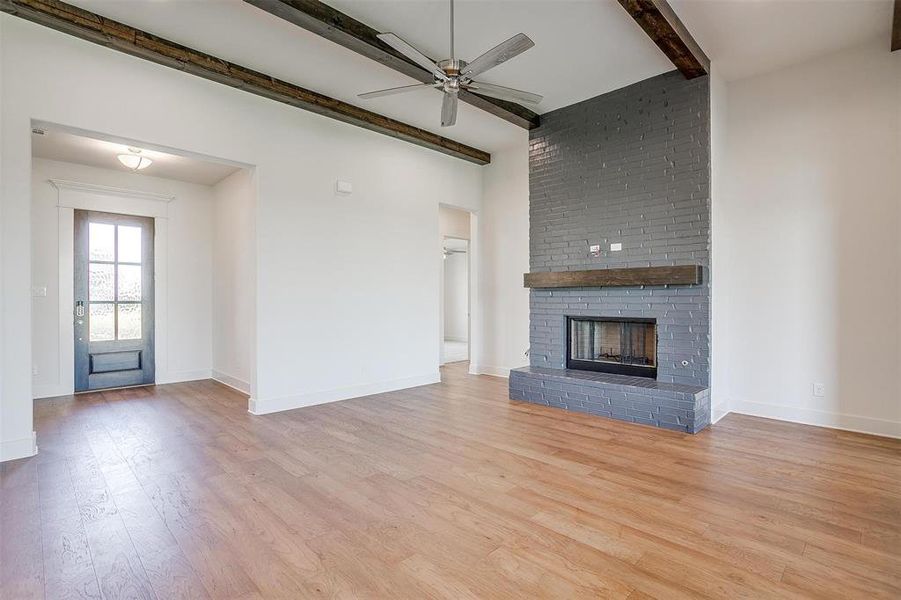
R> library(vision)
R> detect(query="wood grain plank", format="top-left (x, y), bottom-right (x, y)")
top-left (0, 460), bottom-right (45, 598)
top-left (523, 265), bottom-right (701, 288)
top-left (4, 363), bottom-right (898, 599)
top-left (616, 0), bottom-right (709, 78)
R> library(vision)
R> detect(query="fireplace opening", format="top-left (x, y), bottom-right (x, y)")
top-left (566, 317), bottom-right (657, 378)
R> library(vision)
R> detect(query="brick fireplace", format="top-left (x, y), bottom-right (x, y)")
top-left (509, 70), bottom-right (711, 433)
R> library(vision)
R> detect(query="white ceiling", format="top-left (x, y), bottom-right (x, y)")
top-left (64, 1), bottom-right (895, 156)
top-left (69, 0), bottom-right (674, 153)
top-left (326, 0), bottom-right (675, 113)
top-left (670, 0), bottom-right (894, 81)
top-left (31, 128), bottom-right (242, 186)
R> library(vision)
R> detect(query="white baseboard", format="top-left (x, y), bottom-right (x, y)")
top-left (157, 369), bottom-right (212, 385)
top-left (469, 364), bottom-right (511, 378)
top-left (711, 400), bottom-right (731, 425)
top-left (248, 371), bottom-right (441, 416)
top-left (1, 431), bottom-right (38, 462)
top-left (33, 383), bottom-right (72, 400)
top-left (212, 370), bottom-right (251, 395)
top-left (731, 400), bottom-right (901, 439)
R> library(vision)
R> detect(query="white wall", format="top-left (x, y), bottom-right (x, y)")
top-left (717, 39), bottom-right (901, 437)
top-left (212, 168), bottom-right (256, 394)
top-left (709, 63), bottom-right (730, 424)
top-left (475, 141), bottom-right (530, 377)
top-left (30, 158), bottom-right (215, 399)
top-left (443, 250), bottom-right (468, 342)
top-left (1, 16), bottom-right (484, 458)
top-left (0, 16), bottom-right (7, 457)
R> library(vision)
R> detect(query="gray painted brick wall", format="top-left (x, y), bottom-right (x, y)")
top-left (528, 70), bottom-right (710, 388)
top-left (513, 70), bottom-right (711, 433)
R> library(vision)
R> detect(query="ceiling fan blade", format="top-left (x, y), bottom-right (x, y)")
top-left (461, 33), bottom-right (535, 78)
top-left (358, 83), bottom-right (436, 99)
top-left (466, 81), bottom-right (542, 104)
top-left (441, 92), bottom-right (458, 127)
top-left (377, 33), bottom-right (446, 79)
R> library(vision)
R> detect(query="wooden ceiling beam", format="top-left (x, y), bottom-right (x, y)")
top-left (244, 0), bottom-right (540, 130)
top-left (892, 0), bottom-right (900, 52)
top-left (617, 0), bottom-right (709, 79)
top-left (0, 0), bottom-right (491, 165)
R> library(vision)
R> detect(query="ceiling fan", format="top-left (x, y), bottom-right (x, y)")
top-left (358, 0), bottom-right (542, 127)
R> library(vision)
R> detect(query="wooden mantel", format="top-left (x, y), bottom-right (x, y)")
top-left (523, 265), bottom-right (701, 288)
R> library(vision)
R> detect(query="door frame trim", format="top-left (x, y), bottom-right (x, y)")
top-left (73, 209), bottom-right (156, 392)
top-left (35, 180), bottom-right (172, 398)
top-left (436, 203), bottom-right (479, 373)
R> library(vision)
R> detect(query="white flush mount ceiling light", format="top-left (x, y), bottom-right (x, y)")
top-left (117, 147), bottom-right (153, 171)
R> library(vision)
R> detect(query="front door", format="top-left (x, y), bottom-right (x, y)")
top-left (74, 210), bottom-right (155, 392)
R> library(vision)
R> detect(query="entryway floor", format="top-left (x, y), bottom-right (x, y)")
top-left (2, 362), bottom-right (900, 598)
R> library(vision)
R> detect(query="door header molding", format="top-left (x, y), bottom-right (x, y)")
top-left (49, 179), bottom-right (173, 219)
top-left (49, 179), bottom-right (175, 203)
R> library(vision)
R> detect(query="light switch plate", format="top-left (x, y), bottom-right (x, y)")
top-left (812, 383), bottom-right (825, 397)
top-left (32, 286), bottom-right (47, 298)
top-left (336, 180), bottom-right (353, 194)
top-left (610, 242), bottom-right (623, 252)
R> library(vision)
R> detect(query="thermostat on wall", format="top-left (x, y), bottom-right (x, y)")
top-left (336, 180), bottom-right (353, 194)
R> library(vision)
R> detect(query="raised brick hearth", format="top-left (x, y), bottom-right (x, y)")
top-left (512, 70), bottom-right (711, 433)
top-left (510, 367), bottom-right (710, 433)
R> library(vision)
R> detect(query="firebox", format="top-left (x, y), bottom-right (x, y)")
top-left (566, 317), bottom-right (657, 378)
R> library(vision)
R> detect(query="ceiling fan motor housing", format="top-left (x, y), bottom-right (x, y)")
top-left (438, 58), bottom-right (468, 78)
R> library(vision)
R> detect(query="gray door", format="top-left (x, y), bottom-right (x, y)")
top-left (74, 210), bottom-right (155, 392)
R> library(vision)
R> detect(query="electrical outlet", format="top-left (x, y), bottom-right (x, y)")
top-left (812, 383), bottom-right (825, 397)
top-left (610, 242), bottom-right (622, 251)
top-left (589, 244), bottom-right (601, 257)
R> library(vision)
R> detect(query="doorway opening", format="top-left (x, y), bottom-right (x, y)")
top-left (443, 237), bottom-right (469, 363)
top-left (30, 123), bottom-right (257, 399)
top-left (439, 205), bottom-right (472, 368)
top-left (74, 210), bottom-right (155, 391)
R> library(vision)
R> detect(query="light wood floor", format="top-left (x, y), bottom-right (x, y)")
top-left (2, 362), bottom-right (899, 599)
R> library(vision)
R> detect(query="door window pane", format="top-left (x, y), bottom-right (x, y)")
top-left (89, 303), bottom-right (115, 341)
top-left (89, 223), bottom-right (115, 261)
top-left (118, 225), bottom-right (142, 263)
top-left (117, 304), bottom-right (142, 340)
top-left (89, 264), bottom-right (115, 301)
top-left (117, 265), bottom-right (142, 301)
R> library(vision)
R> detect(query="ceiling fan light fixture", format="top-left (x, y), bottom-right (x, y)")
top-left (359, 0), bottom-right (541, 127)
top-left (117, 147), bottom-right (153, 171)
